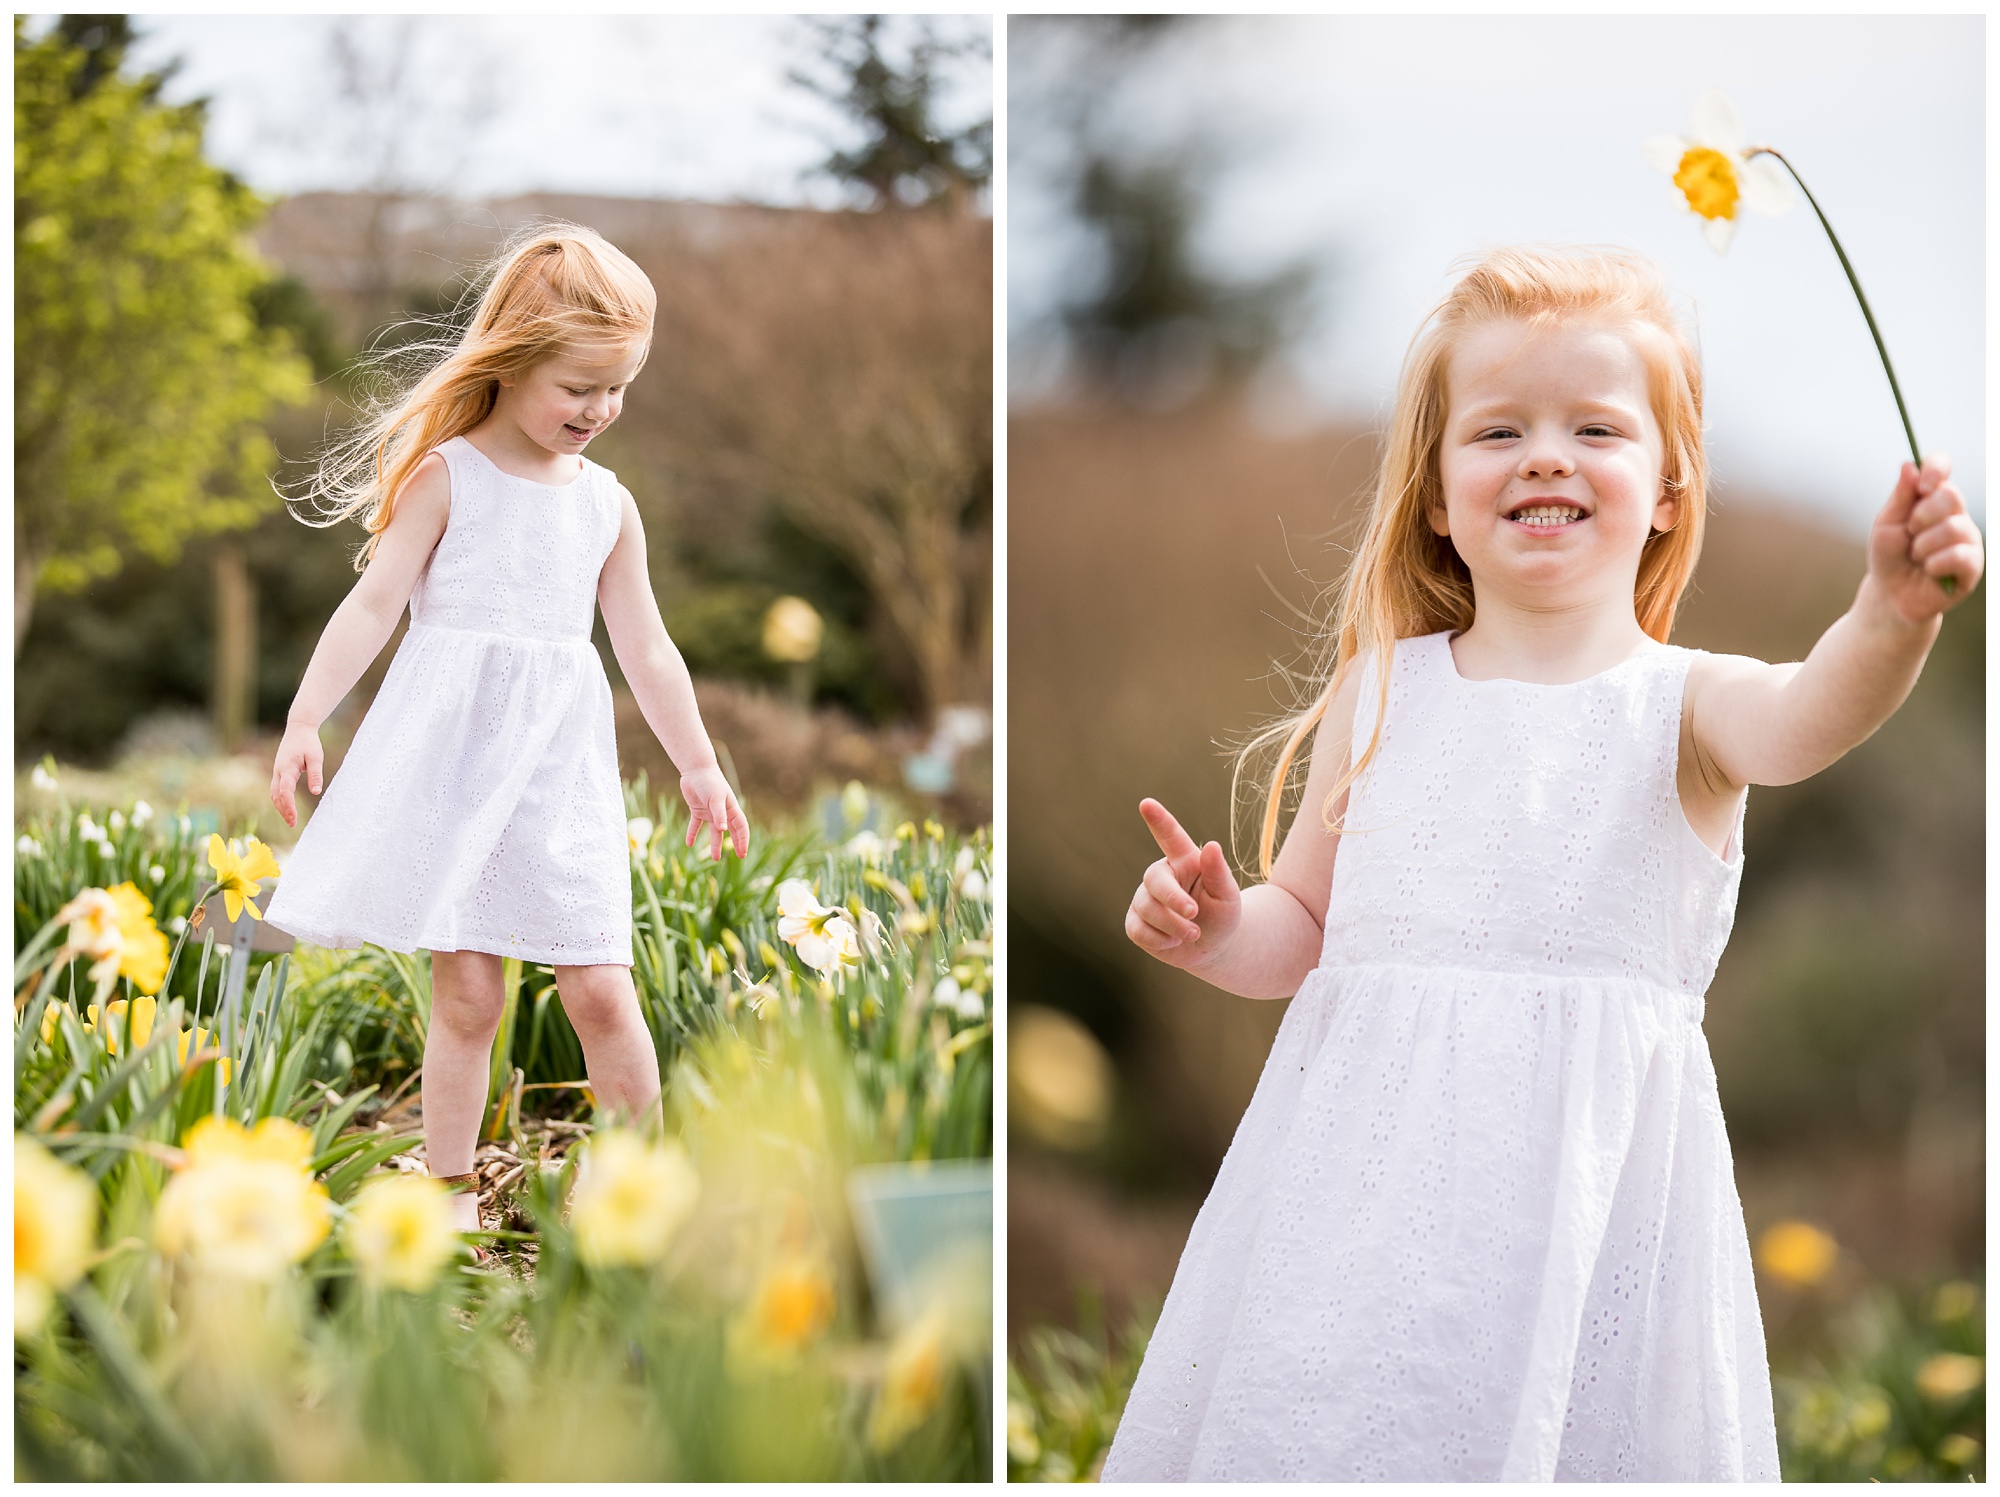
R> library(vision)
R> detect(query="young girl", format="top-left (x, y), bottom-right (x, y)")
top-left (1104, 246), bottom-right (1982, 1482)
top-left (264, 224), bottom-right (748, 1240)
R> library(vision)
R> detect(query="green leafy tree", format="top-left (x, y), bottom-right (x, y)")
top-left (14, 17), bottom-right (311, 655)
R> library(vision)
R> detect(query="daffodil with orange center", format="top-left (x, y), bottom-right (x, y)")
top-left (1643, 89), bottom-right (1793, 252)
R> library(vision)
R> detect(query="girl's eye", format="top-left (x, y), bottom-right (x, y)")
top-left (1579, 424), bottom-right (1617, 438)
top-left (1479, 428), bottom-right (1519, 441)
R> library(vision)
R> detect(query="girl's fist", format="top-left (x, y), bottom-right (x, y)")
top-left (1871, 454), bottom-right (1983, 622)
top-left (681, 766), bottom-right (749, 860)
top-left (1125, 798), bottom-right (1243, 970)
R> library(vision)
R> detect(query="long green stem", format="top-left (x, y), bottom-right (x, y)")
top-left (1747, 146), bottom-right (1920, 466)
top-left (1750, 146), bottom-right (1951, 594)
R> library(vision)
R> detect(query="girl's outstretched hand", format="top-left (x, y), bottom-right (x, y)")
top-left (270, 721), bottom-right (324, 830)
top-left (681, 766), bottom-right (749, 860)
top-left (1126, 798), bottom-right (1243, 970)
top-left (1870, 454), bottom-right (1983, 622)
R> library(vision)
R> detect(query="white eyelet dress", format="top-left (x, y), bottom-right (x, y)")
top-left (265, 436), bottom-right (633, 967)
top-left (1100, 630), bottom-right (1778, 1482)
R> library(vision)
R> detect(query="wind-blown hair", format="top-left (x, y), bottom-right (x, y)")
top-left (1233, 245), bottom-right (1709, 877)
top-left (294, 222), bottom-right (656, 566)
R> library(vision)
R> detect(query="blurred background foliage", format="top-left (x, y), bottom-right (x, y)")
top-left (1005, 13), bottom-right (1982, 1478)
top-left (14, 13), bottom-right (991, 827)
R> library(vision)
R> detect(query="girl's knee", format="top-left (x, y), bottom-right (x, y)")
top-left (429, 950), bottom-right (507, 1038)
top-left (555, 963), bottom-right (638, 1034)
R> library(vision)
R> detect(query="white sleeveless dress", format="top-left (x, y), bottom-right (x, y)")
top-left (265, 436), bottom-right (633, 966)
top-left (1101, 630), bottom-right (1778, 1482)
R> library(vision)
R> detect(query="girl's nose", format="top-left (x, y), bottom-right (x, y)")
top-left (1518, 439), bottom-right (1574, 480)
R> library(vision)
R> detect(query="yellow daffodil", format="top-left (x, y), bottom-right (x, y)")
top-left (343, 1174), bottom-right (459, 1292)
top-left (39, 1000), bottom-right (75, 1045)
top-left (1755, 1219), bottom-right (1838, 1287)
top-left (207, 834), bottom-right (280, 922)
top-left (15, 1138), bottom-right (98, 1336)
top-left (731, 1252), bottom-right (837, 1368)
top-left (183, 1114), bottom-right (315, 1170)
top-left (1915, 1352), bottom-right (1984, 1403)
top-left (105, 883), bottom-right (170, 993)
top-left (869, 1308), bottom-right (950, 1451)
top-left (570, 1130), bottom-right (700, 1268)
top-left (775, 879), bottom-right (864, 985)
top-left (84, 995), bottom-right (159, 1055)
top-left (1643, 89), bottom-right (1793, 252)
top-left (175, 1026), bottom-right (233, 1085)
top-left (154, 1123), bottom-right (330, 1280)
top-left (55, 887), bottom-right (123, 991)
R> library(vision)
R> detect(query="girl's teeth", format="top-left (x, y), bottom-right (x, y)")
top-left (1515, 506), bottom-right (1583, 527)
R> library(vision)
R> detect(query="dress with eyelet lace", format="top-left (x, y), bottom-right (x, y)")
top-left (1099, 629), bottom-right (1778, 1482)
top-left (265, 436), bottom-right (633, 967)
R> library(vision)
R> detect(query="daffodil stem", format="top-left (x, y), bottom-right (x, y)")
top-left (1748, 147), bottom-right (1920, 467)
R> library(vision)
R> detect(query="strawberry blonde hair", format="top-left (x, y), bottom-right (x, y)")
top-left (1233, 245), bottom-right (1709, 877)
top-left (296, 221), bottom-right (656, 566)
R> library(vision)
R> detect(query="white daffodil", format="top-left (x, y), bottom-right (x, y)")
top-left (76, 814), bottom-right (103, 844)
top-left (844, 829), bottom-right (888, 865)
top-left (1643, 89), bottom-right (1794, 253)
top-left (30, 764), bottom-right (57, 793)
top-left (776, 879), bottom-right (864, 984)
top-left (17, 835), bottom-right (40, 857)
top-left (626, 817), bottom-right (654, 862)
top-left (130, 800), bottom-right (153, 828)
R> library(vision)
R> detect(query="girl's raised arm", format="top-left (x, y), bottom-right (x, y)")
top-left (1683, 455), bottom-right (1983, 804)
top-left (597, 485), bottom-right (748, 859)
top-left (270, 453), bottom-right (452, 827)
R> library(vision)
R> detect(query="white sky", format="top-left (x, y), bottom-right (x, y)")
top-left (1010, 14), bottom-right (1985, 535)
top-left (105, 13), bottom-right (991, 208)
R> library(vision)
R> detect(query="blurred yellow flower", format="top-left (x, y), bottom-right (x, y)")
top-left (175, 1026), bottom-right (233, 1084)
top-left (1937, 1433), bottom-right (1982, 1467)
top-left (39, 1000), bottom-right (75, 1045)
top-left (154, 1145), bottom-right (331, 1280)
top-left (183, 1114), bottom-right (315, 1171)
top-left (344, 1174), bottom-right (459, 1292)
top-left (1915, 1352), bottom-right (1984, 1403)
top-left (761, 595), bottom-right (823, 663)
top-left (55, 886), bottom-right (123, 991)
top-left (15, 1138), bottom-right (98, 1336)
top-left (1929, 1280), bottom-right (1980, 1324)
top-left (207, 834), bottom-right (280, 922)
top-left (1007, 1398), bottom-right (1042, 1466)
top-left (105, 884), bottom-right (169, 994)
top-left (731, 1252), bottom-right (837, 1366)
top-left (85, 994), bottom-right (159, 1055)
top-left (570, 1130), bottom-right (700, 1268)
top-left (870, 1308), bottom-right (949, 1451)
top-left (1755, 1220), bottom-right (1838, 1287)
top-left (1642, 89), bottom-right (1793, 252)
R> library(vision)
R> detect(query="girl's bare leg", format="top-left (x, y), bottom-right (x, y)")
top-left (425, 949), bottom-right (507, 1232)
top-left (553, 963), bottom-right (663, 1128)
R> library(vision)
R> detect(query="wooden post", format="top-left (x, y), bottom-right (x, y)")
top-left (212, 543), bottom-right (256, 752)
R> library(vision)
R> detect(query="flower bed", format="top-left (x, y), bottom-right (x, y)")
top-left (14, 776), bottom-right (992, 1480)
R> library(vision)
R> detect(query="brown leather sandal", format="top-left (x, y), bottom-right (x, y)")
top-left (433, 1170), bottom-right (491, 1265)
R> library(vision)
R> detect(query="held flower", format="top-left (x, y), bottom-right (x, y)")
top-left (570, 1130), bottom-right (701, 1268)
top-left (344, 1174), bottom-right (460, 1292)
top-left (1643, 89), bottom-right (1793, 252)
top-left (207, 833), bottom-right (281, 922)
top-left (15, 1138), bottom-right (98, 1336)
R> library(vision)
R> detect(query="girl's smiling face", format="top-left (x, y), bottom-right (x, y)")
top-left (1433, 318), bottom-right (1675, 610)
top-left (497, 344), bottom-right (644, 457)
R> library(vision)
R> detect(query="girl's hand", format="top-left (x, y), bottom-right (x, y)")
top-left (270, 721), bottom-right (324, 830)
top-left (1869, 454), bottom-right (1983, 623)
top-left (681, 766), bottom-right (749, 860)
top-left (1125, 798), bottom-right (1243, 970)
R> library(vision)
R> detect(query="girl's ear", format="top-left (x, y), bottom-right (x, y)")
top-left (1427, 502), bottom-right (1451, 537)
top-left (1651, 482), bottom-right (1679, 535)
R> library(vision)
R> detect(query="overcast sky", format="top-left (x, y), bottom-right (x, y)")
top-left (1011, 14), bottom-right (1984, 536)
top-left (106, 13), bottom-right (990, 208)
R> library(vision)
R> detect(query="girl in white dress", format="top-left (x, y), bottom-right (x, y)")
top-left (1108, 246), bottom-right (1982, 1481)
top-left (264, 224), bottom-right (747, 1236)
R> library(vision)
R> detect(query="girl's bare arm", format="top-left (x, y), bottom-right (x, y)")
top-left (271, 454), bottom-right (451, 826)
top-left (1684, 456), bottom-right (1983, 805)
top-left (1126, 660), bottom-right (1362, 999)
top-left (597, 485), bottom-right (748, 858)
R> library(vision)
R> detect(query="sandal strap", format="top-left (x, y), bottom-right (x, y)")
top-left (432, 1171), bottom-right (481, 1191)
